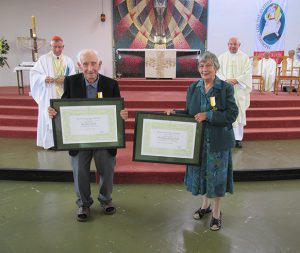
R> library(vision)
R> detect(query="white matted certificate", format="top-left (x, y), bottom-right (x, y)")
top-left (60, 105), bottom-right (117, 144)
top-left (141, 119), bottom-right (196, 158)
top-left (50, 98), bottom-right (125, 150)
top-left (133, 112), bottom-right (203, 165)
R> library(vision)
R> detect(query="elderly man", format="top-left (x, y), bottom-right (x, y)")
top-left (30, 36), bottom-right (75, 149)
top-left (217, 37), bottom-right (252, 148)
top-left (49, 49), bottom-right (128, 222)
top-left (285, 49), bottom-right (300, 76)
top-left (280, 50), bottom-right (300, 92)
top-left (257, 51), bottom-right (276, 92)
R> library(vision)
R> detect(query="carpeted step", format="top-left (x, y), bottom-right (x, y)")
top-left (250, 99), bottom-right (300, 108)
top-left (1, 86), bottom-right (300, 141)
top-left (125, 118), bottom-right (135, 129)
top-left (0, 115), bottom-right (37, 127)
top-left (125, 116), bottom-right (300, 130)
top-left (0, 126), bottom-right (36, 138)
top-left (0, 86), bottom-right (30, 95)
top-left (124, 129), bottom-right (134, 141)
top-left (244, 127), bottom-right (300, 140)
top-left (125, 100), bottom-right (185, 108)
top-left (115, 141), bottom-right (185, 183)
top-left (247, 107), bottom-right (300, 117)
top-left (0, 125), bottom-right (134, 141)
top-left (0, 96), bottom-right (36, 106)
top-left (246, 116), bottom-right (300, 128)
top-left (0, 105), bottom-right (38, 116)
top-left (127, 108), bottom-right (184, 118)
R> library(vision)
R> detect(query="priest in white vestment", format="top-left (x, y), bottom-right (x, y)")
top-left (257, 51), bottom-right (276, 92)
top-left (217, 37), bottom-right (252, 148)
top-left (285, 50), bottom-right (300, 76)
top-left (279, 50), bottom-right (300, 91)
top-left (30, 36), bottom-right (75, 149)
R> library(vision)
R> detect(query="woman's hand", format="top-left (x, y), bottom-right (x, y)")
top-left (165, 109), bottom-right (176, 115)
top-left (48, 106), bottom-right (57, 118)
top-left (194, 112), bottom-right (206, 123)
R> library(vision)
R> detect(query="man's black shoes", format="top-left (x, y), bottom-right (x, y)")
top-left (235, 140), bottom-right (242, 149)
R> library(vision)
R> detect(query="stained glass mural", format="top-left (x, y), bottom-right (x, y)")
top-left (113, 0), bottom-right (208, 77)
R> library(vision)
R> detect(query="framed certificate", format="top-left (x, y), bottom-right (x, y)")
top-left (50, 98), bottom-right (125, 150)
top-left (133, 112), bottom-right (203, 165)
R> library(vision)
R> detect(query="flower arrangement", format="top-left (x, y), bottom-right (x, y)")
top-left (0, 37), bottom-right (10, 68)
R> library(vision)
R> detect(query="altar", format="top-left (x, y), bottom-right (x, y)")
top-left (13, 62), bottom-right (35, 95)
top-left (115, 49), bottom-right (201, 78)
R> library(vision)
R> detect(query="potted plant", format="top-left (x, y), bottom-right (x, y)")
top-left (0, 37), bottom-right (10, 68)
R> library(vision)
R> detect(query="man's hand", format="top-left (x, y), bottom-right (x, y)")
top-left (194, 112), bottom-right (206, 123)
top-left (48, 106), bottom-right (57, 119)
top-left (120, 109), bottom-right (128, 120)
top-left (55, 76), bottom-right (65, 85)
top-left (45, 76), bottom-right (55, 84)
top-left (165, 109), bottom-right (176, 115)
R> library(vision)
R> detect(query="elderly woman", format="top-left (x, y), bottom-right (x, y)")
top-left (167, 51), bottom-right (238, 231)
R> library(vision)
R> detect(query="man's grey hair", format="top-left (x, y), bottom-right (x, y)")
top-left (198, 51), bottom-right (220, 71)
top-left (77, 49), bottom-right (101, 63)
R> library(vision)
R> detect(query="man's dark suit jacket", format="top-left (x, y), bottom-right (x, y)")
top-left (62, 73), bottom-right (121, 157)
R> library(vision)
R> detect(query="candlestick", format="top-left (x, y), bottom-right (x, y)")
top-left (31, 16), bottom-right (36, 37)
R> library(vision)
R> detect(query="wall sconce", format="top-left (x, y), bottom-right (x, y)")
top-left (101, 13), bottom-right (106, 22)
top-left (100, 0), bottom-right (105, 22)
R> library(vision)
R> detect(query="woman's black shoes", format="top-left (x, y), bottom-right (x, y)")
top-left (193, 205), bottom-right (212, 220)
top-left (210, 213), bottom-right (222, 231)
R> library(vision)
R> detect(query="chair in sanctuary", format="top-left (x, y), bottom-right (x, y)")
top-left (274, 56), bottom-right (300, 95)
top-left (251, 55), bottom-right (265, 92)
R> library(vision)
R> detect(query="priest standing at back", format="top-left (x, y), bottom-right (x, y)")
top-left (30, 36), bottom-right (75, 149)
top-left (257, 51), bottom-right (276, 92)
top-left (217, 37), bottom-right (252, 148)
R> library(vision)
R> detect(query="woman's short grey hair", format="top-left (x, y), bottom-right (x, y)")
top-left (197, 51), bottom-right (220, 71)
top-left (77, 49), bottom-right (100, 63)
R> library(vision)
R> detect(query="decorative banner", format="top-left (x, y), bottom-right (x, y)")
top-left (254, 0), bottom-right (288, 58)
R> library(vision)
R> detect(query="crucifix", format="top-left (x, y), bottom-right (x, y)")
top-left (17, 16), bottom-right (46, 63)
top-left (153, 0), bottom-right (167, 44)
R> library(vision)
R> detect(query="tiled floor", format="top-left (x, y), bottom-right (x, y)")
top-left (0, 180), bottom-right (299, 253)
top-left (1, 137), bottom-right (300, 252)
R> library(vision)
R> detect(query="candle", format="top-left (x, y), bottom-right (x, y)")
top-left (210, 96), bottom-right (216, 108)
top-left (31, 16), bottom-right (36, 37)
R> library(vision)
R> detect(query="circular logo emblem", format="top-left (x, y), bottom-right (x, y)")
top-left (259, 3), bottom-right (285, 45)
